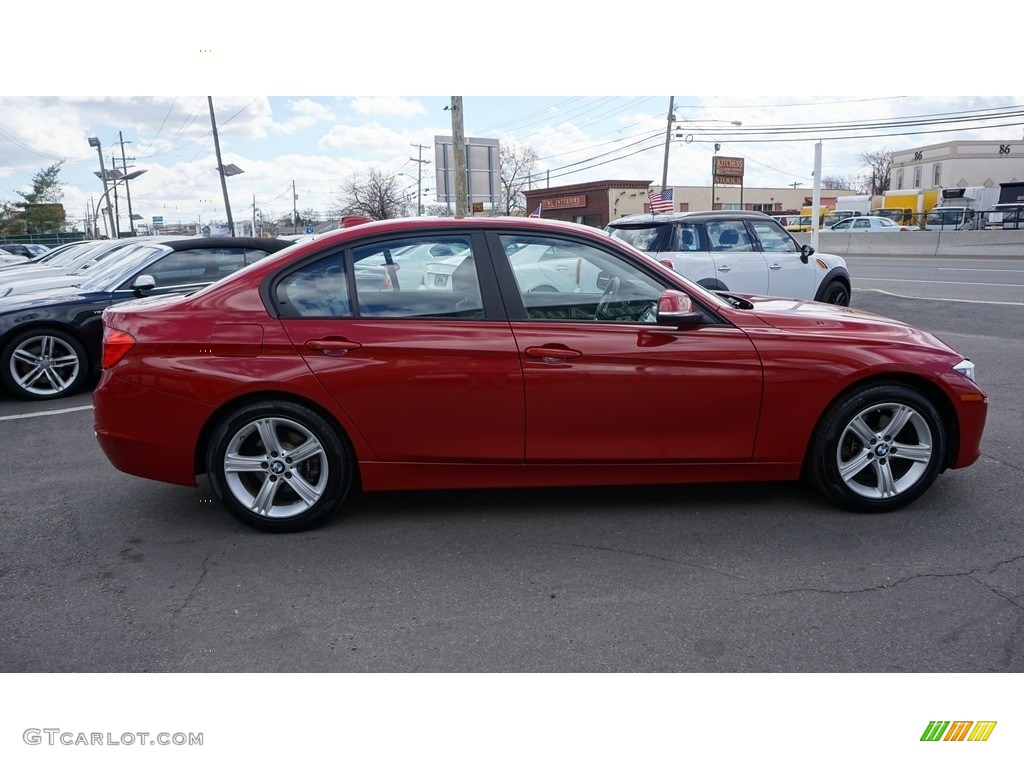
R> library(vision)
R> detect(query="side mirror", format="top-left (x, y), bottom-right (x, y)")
top-left (656, 290), bottom-right (702, 326)
top-left (132, 274), bottom-right (156, 293)
top-left (800, 243), bottom-right (814, 264)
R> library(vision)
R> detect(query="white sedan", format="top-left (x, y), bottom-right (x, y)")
top-left (829, 216), bottom-right (912, 232)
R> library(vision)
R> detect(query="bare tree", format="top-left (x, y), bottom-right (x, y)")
top-left (339, 169), bottom-right (412, 220)
top-left (821, 175), bottom-right (863, 192)
top-left (860, 150), bottom-right (892, 195)
top-left (499, 144), bottom-right (538, 216)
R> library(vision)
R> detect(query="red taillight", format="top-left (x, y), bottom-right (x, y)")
top-left (102, 327), bottom-right (136, 369)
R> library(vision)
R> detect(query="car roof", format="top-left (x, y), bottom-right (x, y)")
top-left (293, 216), bottom-right (615, 247)
top-left (608, 210), bottom-right (776, 226)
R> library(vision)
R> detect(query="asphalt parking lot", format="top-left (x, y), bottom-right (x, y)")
top-left (1, 252), bottom-right (1022, 673)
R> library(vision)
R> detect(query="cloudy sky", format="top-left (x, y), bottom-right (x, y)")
top-left (5, 95), bottom-right (1023, 233)
top-left (3, 7), bottom-right (1022, 234)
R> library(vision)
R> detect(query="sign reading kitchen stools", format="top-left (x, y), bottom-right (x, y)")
top-left (712, 157), bottom-right (744, 186)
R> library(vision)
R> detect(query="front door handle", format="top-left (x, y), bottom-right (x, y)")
top-left (524, 346), bottom-right (582, 362)
top-left (769, 263), bottom-right (783, 270)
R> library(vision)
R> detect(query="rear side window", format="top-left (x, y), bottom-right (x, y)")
top-left (706, 221), bottom-right (754, 251)
top-left (279, 253), bottom-right (352, 318)
top-left (607, 222), bottom-right (675, 252)
top-left (277, 235), bottom-right (482, 320)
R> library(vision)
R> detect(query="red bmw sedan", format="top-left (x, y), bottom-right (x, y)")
top-left (93, 217), bottom-right (987, 532)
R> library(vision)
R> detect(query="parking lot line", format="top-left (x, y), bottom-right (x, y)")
top-left (0, 404), bottom-right (93, 421)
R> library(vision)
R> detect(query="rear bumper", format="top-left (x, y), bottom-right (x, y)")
top-left (93, 372), bottom-right (212, 486)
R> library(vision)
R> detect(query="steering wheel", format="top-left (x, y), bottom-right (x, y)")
top-left (594, 276), bottom-right (621, 320)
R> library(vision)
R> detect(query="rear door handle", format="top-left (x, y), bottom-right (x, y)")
top-left (305, 338), bottom-right (362, 355)
top-left (769, 263), bottom-right (783, 270)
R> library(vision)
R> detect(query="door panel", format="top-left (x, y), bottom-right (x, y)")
top-left (511, 322), bottom-right (763, 462)
top-left (282, 318), bottom-right (525, 462)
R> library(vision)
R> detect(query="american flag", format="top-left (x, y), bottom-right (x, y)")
top-left (649, 188), bottom-right (674, 213)
top-left (528, 204), bottom-right (542, 218)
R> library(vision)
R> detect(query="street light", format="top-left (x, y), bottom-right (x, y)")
top-left (660, 101), bottom-right (743, 203)
top-left (88, 137), bottom-right (116, 238)
top-left (92, 170), bottom-right (147, 238)
top-left (673, 120), bottom-right (743, 212)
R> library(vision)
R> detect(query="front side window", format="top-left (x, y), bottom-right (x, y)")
top-left (751, 220), bottom-right (799, 252)
top-left (498, 234), bottom-right (664, 323)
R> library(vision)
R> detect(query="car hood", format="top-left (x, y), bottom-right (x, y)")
top-left (736, 294), bottom-right (959, 354)
top-left (0, 286), bottom-right (100, 314)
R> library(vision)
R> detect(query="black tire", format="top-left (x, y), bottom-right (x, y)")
top-left (1, 327), bottom-right (89, 400)
top-left (819, 279), bottom-right (851, 306)
top-left (806, 383), bottom-right (945, 512)
top-left (206, 400), bottom-right (354, 532)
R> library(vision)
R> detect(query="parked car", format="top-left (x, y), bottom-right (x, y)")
top-left (0, 237), bottom-right (194, 299)
top-left (829, 216), bottom-right (912, 232)
top-left (0, 248), bottom-right (29, 265)
top-left (0, 237), bottom-right (292, 400)
top-left (93, 216), bottom-right (986, 532)
top-left (606, 211), bottom-right (851, 305)
top-left (0, 240), bottom-right (93, 273)
top-left (0, 243), bottom-right (52, 260)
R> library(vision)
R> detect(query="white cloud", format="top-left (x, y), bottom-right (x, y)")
top-left (348, 97), bottom-right (426, 118)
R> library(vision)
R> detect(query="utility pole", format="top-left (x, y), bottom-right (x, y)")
top-left (208, 97), bottom-right (236, 236)
top-left (110, 155), bottom-right (122, 237)
top-left (661, 95), bottom-right (675, 192)
top-left (450, 97), bottom-right (468, 218)
top-left (118, 131), bottom-right (139, 236)
top-left (410, 143), bottom-right (431, 216)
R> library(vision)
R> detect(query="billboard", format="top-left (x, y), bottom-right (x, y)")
top-left (434, 136), bottom-right (501, 208)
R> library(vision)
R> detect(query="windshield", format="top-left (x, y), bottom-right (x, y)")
top-left (77, 245), bottom-right (166, 291)
top-left (926, 209), bottom-right (964, 226)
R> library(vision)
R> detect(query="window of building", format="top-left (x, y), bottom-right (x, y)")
top-left (897, 169), bottom-right (904, 189)
top-left (933, 163), bottom-right (941, 187)
top-left (913, 167), bottom-right (922, 187)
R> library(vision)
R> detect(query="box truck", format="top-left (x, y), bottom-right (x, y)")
top-left (924, 186), bottom-right (1000, 231)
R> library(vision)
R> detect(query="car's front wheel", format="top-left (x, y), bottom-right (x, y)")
top-left (819, 279), bottom-right (851, 306)
top-left (806, 383), bottom-right (945, 512)
top-left (1, 327), bottom-right (88, 400)
top-left (206, 400), bottom-right (354, 532)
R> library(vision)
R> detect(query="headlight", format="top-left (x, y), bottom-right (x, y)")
top-left (953, 359), bottom-right (976, 382)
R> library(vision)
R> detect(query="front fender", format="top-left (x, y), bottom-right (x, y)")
top-left (814, 267), bottom-right (851, 302)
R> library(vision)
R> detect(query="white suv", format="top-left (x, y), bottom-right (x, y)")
top-left (606, 210), bottom-right (851, 305)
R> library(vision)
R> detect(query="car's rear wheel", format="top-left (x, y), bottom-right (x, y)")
top-left (206, 400), bottom-right (354, 532)
top-left (806, 383), bottom-right (945, 512)
top-left (1, 327), bottom-right (88, 400)
top-left (819, 279), bottom-right (851, 306)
